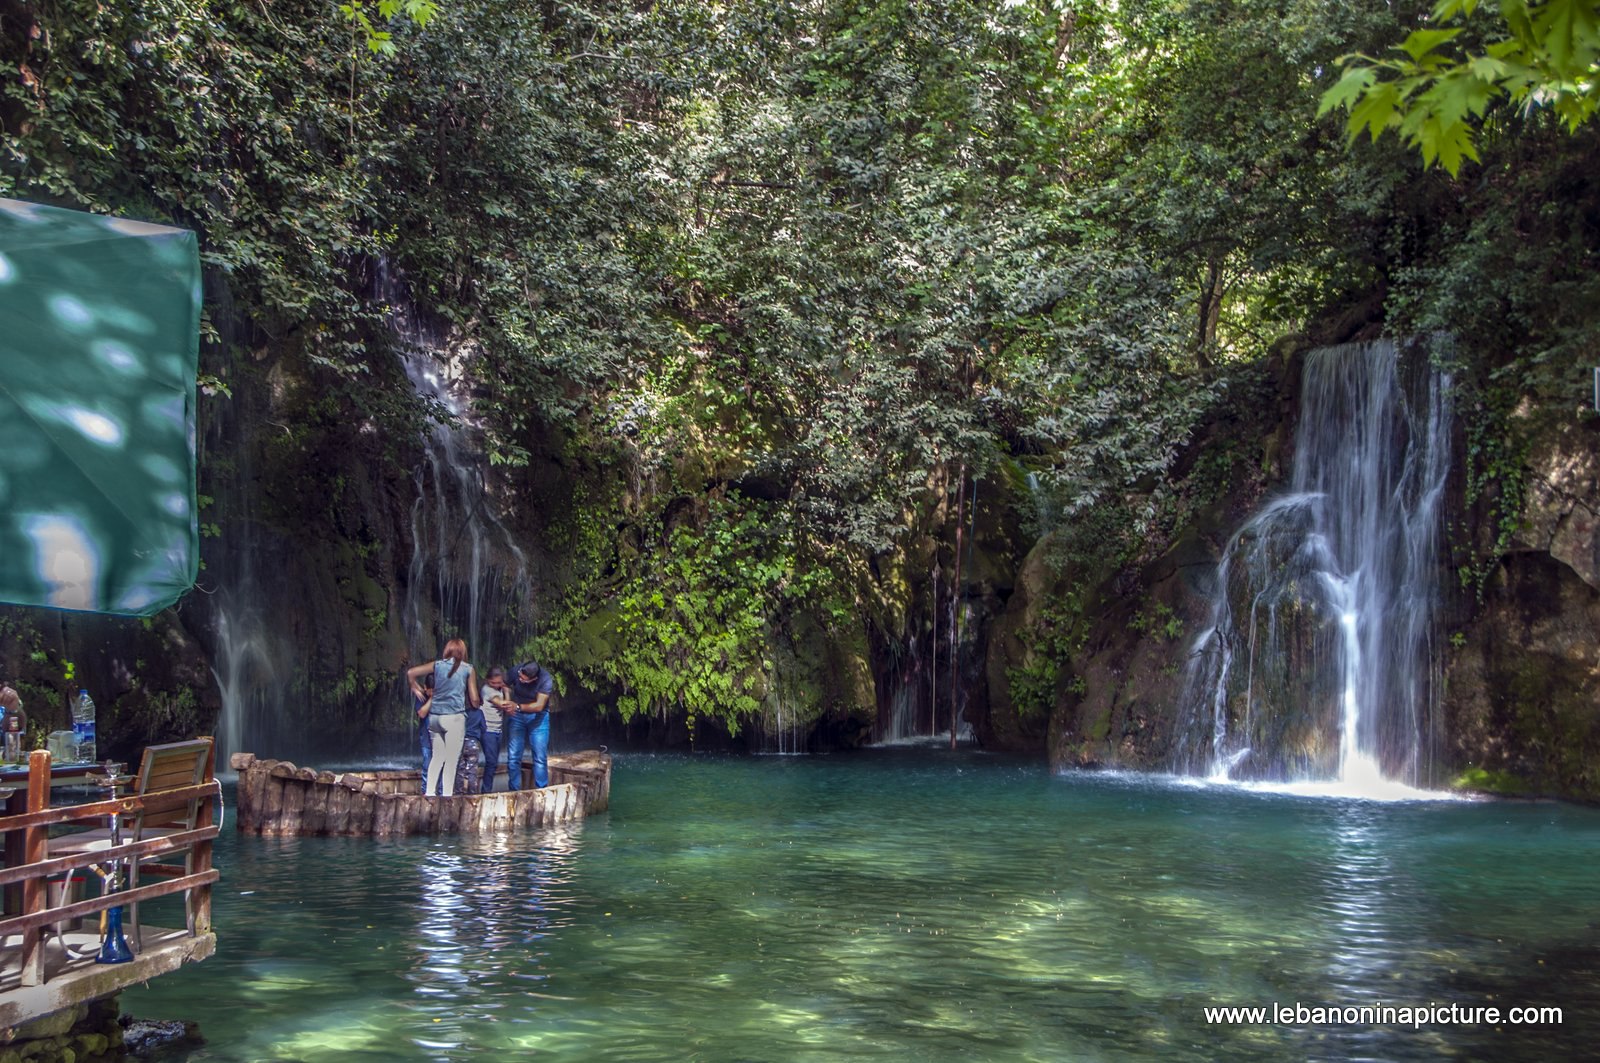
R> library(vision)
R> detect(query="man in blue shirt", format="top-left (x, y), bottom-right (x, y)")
top-left (504, 661), bottom-right (554, 789)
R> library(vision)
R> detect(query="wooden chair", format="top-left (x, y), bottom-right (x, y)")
top-left (49, 737), bottom-right (215, 949)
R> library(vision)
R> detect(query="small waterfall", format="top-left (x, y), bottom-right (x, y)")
top-left (398, 349), bottom-right (532, 668)
top-left (199, 360), bottom-right (301, 763)
top-left (757, 692), bottom-right (805, 755)
top-left (876, 636), bottom-right (923, 743)
top-left (874, 632), bottom-right (978, 747)
top-left (211, 596), bottom-right (285, 762)
top-left (1175, 339), bottom-right (1453, 789)
top-left (374, 252), bottom-right (533, 673)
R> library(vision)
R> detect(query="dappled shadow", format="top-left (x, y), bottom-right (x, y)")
top-left (0, 198), bottom-right (199, 613)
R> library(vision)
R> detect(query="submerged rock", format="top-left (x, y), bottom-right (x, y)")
top-left (119, 1017), bottom-right (203, 1058)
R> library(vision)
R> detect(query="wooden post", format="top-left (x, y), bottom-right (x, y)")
top-left (188, 738), bottom-right (215, 936)
top-left (19, 749), bottom-right (51, 986)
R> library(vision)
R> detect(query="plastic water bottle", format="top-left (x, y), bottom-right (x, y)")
top-left (2, 701), bottom-right (23, 763)
top-left (72, 689), bottom-right (96, 764)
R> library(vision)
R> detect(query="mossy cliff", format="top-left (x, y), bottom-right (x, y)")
top-left (1441, 410), bottom-right (1600, 800)
top-left (979, 350), bottom-right (1300, 770)
top-left (7, 327), bottom-right (1600, 793)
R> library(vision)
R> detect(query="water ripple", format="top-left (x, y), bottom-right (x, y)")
top-left (126, 752), bottom-right (1600, 1062)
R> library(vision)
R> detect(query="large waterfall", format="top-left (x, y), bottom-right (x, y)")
top-left (1174, 339), bottom-right (1454, 790)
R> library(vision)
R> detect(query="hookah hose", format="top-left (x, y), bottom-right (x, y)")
top-left (59, 862), bottom-right (117, 960)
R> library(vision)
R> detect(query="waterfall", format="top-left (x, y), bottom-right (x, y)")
top-left (874, 630), bottom-right (977, 747)
top-left (1174, 339), bottom-right (1453, 789)
top-left (757, 691), bottom-right (805, 756)
top-left (378, 254), bottom-right (532, 672)
top-left (876, 635), bottom-right (926, 743)
top-left (398, 349), bottom-right (532, 669)
top-left (204, 265), bottom-right (533, 764)
top-left (211, 595), bottom-right (289, 763)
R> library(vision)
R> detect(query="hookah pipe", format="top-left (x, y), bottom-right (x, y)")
top-left (92, 761), bottom-right (133, 964)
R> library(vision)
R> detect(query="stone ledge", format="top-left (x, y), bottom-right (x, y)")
top-left (0, 929), bottom-right (213, 1038)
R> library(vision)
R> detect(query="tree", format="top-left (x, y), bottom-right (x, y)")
top-left (341, 0), bottom-right (441, 55)
top-left (1321, 0), bottom-right (1600, 174)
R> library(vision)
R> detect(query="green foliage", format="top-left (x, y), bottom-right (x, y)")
top-left (141, 686), bottom-right (202, 733)
top-left (1007, 593), bottom-right (1091, 720)
top-left (1459, 387), bottom-right (1532, 596)
top-left (1450, 764), bottom-right (1532, 794)
top-left (537, 492), bottom-right (837, 735)
top-left (7, 0), bottom-right (1597, 745)
top-left (1323, 0), bottom-right (1600, 174)
top-left (1129, 601), bottom-right (1184, 642)
top-left (0, 0), bottom-right (416, 440)
top-left (1007, 657), bottom-right (1060, 721)
top-left (340, 1), bottom-right (441, 56)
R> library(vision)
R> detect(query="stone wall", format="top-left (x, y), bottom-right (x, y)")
top-left (3, 996), bottom-right (121, 1063)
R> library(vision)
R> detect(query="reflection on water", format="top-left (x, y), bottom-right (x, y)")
top-left (128, 753), bottom-right (1600, 1061)
top-left (1322, 807), bottom-right (1399, 986)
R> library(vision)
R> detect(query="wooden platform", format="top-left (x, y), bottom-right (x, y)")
top-left (230, 750), bottom-right (612, 836)
top-left (0, 924), bottom-right (213, 1032)
top-left (0, 745), bottom-right (219, 1037)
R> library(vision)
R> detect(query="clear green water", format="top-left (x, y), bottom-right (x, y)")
top-left (125, 751), bottom-right (1600, 1061)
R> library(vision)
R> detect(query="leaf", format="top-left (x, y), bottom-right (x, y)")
top-left (1399, 28), bottom-right (1464, 62)
top-left (1421, 114), bottom-right (1481, 174)
top-left (1348, 80), bottom-right (1404, 143)
top-left (1426, 66), bottom-right (1497, 128)
top-left (1466, 53), bottom-right (1510, 82)
top-left (1318, 64), bottom-right (1377, 116)
top-left (1532, 0), bottom-right (1600, 78)
top-left (1502, 0), bottom-right (1537, 45)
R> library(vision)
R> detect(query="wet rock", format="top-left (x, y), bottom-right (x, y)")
top-left (118, 1018), bottom-right (202, 1059)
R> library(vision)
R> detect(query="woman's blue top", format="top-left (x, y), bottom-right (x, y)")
top-left (431, 659), bottom-right (470, 715)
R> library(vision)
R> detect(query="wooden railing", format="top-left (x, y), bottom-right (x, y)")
top-left (0, 749), bottom-right (220, 987)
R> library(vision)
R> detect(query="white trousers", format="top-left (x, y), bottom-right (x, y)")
top-left (426, 713), bottom-right (466, 797)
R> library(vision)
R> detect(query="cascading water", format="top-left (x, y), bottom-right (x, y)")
top-left (205, 266), bottom-right (536, 763)
top-left (377, 256), bottom-right (533, 674)
top-left (211, 594), bottom-right (291, 762)
top-left (398, 348), bottom-right (532, 669)
top-left (875, 635), bottom-right (927, 744)
top-left (1174, 339), bottom-right (1454, 791)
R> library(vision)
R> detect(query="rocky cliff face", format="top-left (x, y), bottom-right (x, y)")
top-left (8, 333), bottom-right (1597, 787)
top-left (979, 352), bottom-right (1299, 771)
top-left (1441, 412), bottom-right (1600, 799)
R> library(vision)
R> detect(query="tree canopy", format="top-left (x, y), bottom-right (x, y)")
top-left (1323, 0), bottom-right (1600, 173)
top-left (3, 0), bottom-right (1596, 735)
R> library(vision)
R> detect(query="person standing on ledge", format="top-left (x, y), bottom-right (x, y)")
top-left (503, 660), bottom-right (553, 789)
top-left (477, 667), bottom-right (513, 793)
top-left (406, 638), bottom-right (480, 798)
top-left (413, 671), bottom-right (436, 790)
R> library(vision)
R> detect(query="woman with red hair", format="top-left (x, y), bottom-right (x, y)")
top-left (406, 637), bottom-right (480, 797)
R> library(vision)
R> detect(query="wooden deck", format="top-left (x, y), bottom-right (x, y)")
top-left (0, 924), bottom-right (214, 1031)
top-left (231, 749), bottom-right (611, 835)
top-left (0, 745), bottom-right (219, 1036)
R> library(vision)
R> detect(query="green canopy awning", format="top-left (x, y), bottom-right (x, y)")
top-left (0, 198), bottom-right (200, 615)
